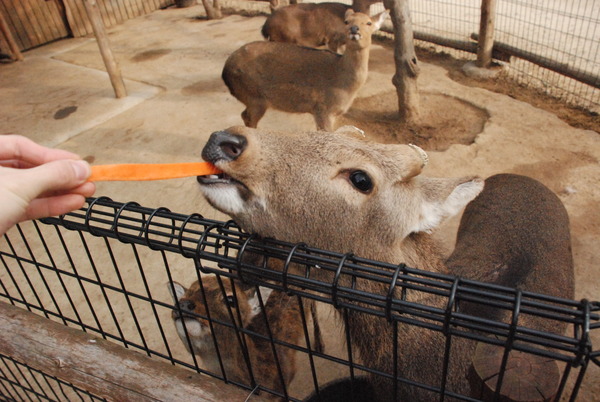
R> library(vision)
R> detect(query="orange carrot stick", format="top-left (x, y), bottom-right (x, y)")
top-left (89, 162), bottom-right (221, 182)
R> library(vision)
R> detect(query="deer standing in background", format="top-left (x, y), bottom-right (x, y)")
top-left (168, 275), bottom-right (319, 400)
top-left (222, 10), bottom-right (388, 131)
top-left (195, 126), bottom-right (575, 401)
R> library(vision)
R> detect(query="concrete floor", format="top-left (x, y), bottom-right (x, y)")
top-left (1, 3), bottom-right (273, 220)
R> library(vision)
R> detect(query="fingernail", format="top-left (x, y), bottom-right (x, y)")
top-left (71, 160), bottom-right (91, 181)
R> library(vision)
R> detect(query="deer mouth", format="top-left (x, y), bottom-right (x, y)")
top-left (196, 171), bottom-right (253, 215)
top-left (196, 172), bottom-right (248, 192)
top-left (197, 172), bottom-right (233, 185)
top-left (173, 309), bottom-right (197, 321)
top-left (174, 317), bottom-right (206, 339)
top-left (349, 33), bottom-right (362, 41)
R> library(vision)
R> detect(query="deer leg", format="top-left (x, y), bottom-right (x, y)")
top-left (241, 104), bottom-right (267, 128)
top-left (314, 112), bottom-right (335, 132)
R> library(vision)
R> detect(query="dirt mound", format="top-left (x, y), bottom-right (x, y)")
top-left (339, 91), bottom-right (488, 151)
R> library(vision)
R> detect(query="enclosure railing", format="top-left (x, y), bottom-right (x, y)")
top-left (1, 197), bottom-right (599, 401)
top-left (336, 0), bottom-right (600, 112)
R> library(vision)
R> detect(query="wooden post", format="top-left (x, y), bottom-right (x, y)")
top-left (0, 12), bottom-right (24, 61)
top-left (0, 301), bottom-right (251, 401)
top-left (382, 0), bottom-right (420, 125)
top-left (82, 0), bottom-right (127, 98)
top-left (477, 0), bottom-right (496, 68)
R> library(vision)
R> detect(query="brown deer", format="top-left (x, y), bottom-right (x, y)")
top-left (168, 275), bottom-right (316, 400)
top-left (261, 3), bottom-right (353, 53)
top-left (446, 172), bottom-right (574, 401)
top-left (195, 126), bottom-right (575, 401)
top-left (446, 173), bottom-right (574, 329)
top-left (261, 0), bottom-right (386, 54)
top-left (222, 10), bottom-right (388, 131)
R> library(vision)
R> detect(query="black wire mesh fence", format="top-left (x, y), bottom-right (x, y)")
top-left (0, 197), bottom-right (599, 401)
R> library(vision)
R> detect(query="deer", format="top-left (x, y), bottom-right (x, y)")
top-left (222, 10), bottom-right (389, 131)
top-left (195, 126), bottom-right (575, 401)
top-left (167, 274), bottom-right (320, 400)
top-left (261, 3), bottom-right (353, 53)
top-left (446, 173), bottom-right (574, 328)
top-left (261, 1), bottom-right (387, 54)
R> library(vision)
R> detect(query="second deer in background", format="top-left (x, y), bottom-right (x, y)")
top-left (262, 2), bottom-right (352, 53)
top-left (261, 0), bottom-right (385, 53)
top-left (222, 10), bottom-right (389, 131)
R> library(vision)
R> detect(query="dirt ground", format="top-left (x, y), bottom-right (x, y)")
top-left (0, 2), bottom-right (598, 400)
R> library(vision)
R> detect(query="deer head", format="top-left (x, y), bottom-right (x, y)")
top-left (197, 126), bottom-right (483, 264)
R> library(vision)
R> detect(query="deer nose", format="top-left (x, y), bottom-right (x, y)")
top-left (350, 25), bottom-right (359, 35)
top-left (202, 130), bottom-right (248, 163)
top-left (179, 300), bottom-right (195, 311)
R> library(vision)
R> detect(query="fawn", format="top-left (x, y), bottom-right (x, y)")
top-left (168, 274), bottom-right (320, 400)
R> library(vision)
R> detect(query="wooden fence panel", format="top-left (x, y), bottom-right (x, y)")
top-left (67, 0), bottom-right (176, 38)
top-left (62, 0), bottom-right (91, 38)
top-left (0, 0), bottom-right (69, 51)
top-left (0, 0), bottom-right (175, 51)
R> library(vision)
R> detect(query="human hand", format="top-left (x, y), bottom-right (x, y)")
top-left (0, 135), bottom-right (96, 234)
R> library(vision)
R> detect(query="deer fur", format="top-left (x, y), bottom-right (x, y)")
top-left (446, 173), bottom-right (574, 331)
top-left (261, 1), bottom-right (385, 53)
top-left (261, 3), bottom-right (352, 53)
top-left (195, 126), bottom-right (574, 400)
top-left (352, 0), bottom-right (381, 14)
top-left (222, 10), bottom-right (388, 131)
top-left (168, 275), bottom-right (312, 400)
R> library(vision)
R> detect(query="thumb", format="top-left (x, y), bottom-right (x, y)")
top-left (21, 159), bottom-right (91, 200)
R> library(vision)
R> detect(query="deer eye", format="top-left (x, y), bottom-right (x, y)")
top-left (225, 295), bottom-right (237, 308)
top-left (349, 170), bottom-right (373, 193)
top-left (367, 21), bottom-right (372, 25)
top-left (344, 20), bottom-right (349, 24)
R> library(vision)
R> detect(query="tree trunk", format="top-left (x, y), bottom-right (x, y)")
top-left (83, 0), bottom-right (127, 98)
top-left (477, 0), bottom-right (496, 68)
top-left (383, 0), bottom-right (420, 124)
top-left (202, 0), bottom-right (222, 20)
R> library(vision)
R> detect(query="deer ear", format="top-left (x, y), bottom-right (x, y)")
top-left (247, 286), bottom-right (274, 318)
top-left (167, 281), bottom-right (186, 302)
top-left (345, 9), bottom-right (355, 19)
top-left (413, 177), bottom-right (484, 233)
top-left (373, 10), bottom-right (389, 30)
